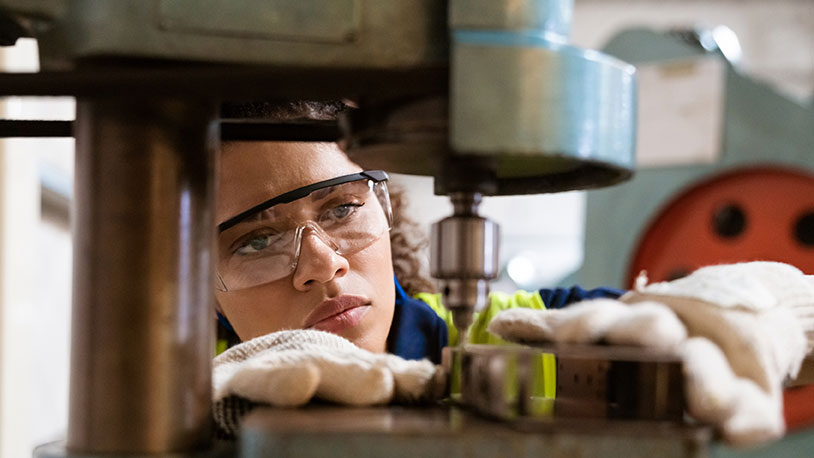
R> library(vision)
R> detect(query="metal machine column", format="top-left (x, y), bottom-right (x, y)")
top-left (68, 98), bottom-right (218, 453)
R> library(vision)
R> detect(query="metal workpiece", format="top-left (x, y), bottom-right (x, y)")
top-left (0, 0), bottom-right (449, 69)
top-left (69, 98), bottom-right (218, 453)
top-left (452, 344), bottom-right (686, 423)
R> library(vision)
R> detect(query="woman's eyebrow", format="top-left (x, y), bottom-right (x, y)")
top-left (309, 185), bottom-right (340, 201)
top-left (310, 180), bottom-right (369, 202)
top-left (220, 208), bottom-right (280, 241)
top-left (244, 206), bottom-right (281, 223)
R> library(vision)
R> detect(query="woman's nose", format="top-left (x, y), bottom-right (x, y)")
top-left (292, 229), bottom-right (349, 290)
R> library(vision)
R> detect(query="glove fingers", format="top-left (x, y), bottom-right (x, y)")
top-left (314, 355), bottom-right (394, 405)
top-left (626, 294), bottom-right (767, 392)
top-left (213, 362), bottom-right (242, 401)
top-left (378, 356), bottom-right (447, 403)
top-left (489, 299), bottom-right (685, 350)
top-left (603, 301), bottom-right (687, 349)
top-left (682, 338), bottom-right (739, 424)
top-left (487, 307), bottom-right (560, 342)
top-left (550, 300), bottom-right (632, 342)
top-left (682, 338), bottom-right (784, 446)
top-left (626, 261), bottom-right (814, 396)
top-left (227, 360), bottom-right (320, 407)
top-left (488, 299), bottom-right (631, 344)
top-left (722, 381), bottom-right (784, 447)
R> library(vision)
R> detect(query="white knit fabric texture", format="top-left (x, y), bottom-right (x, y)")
top-left (488, 261), bottom-right (814, 447)
top-left (625, 262), bottom-right (813, 385)
top-left (487, 299), bottom-right (687, 349)
top-left (213, 329), bottom-right (446, 408)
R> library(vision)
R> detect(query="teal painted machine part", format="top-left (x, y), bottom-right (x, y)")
top-left (451, 29), bottom-right (636, 174)
top-left (449, 0), bottom-right (573, 39)
top-left (449, 0), bottom-right (637, 193)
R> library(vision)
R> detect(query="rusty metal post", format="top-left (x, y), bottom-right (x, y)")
top-left (68, 97), bottom-right (218, 453)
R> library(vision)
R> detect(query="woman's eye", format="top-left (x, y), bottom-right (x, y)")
top-left (324, 202), bottom-right (363, 222)
top-left (235, 233), bottom-right (277, 255)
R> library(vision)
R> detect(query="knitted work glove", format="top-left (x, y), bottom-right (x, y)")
top-left (488, 262), bottom-right (814, 447)
top-left (213, 329), bottom-right (446, 437)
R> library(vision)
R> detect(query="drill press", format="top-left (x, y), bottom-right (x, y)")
top-left (0, 0), bottom-right (636, 456)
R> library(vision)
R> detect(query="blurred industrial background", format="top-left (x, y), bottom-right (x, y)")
top-left (0, 0), bottom-right (811, 457)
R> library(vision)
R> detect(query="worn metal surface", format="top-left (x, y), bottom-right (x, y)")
top-left (159, 0), bottom-right (360, 44)
top-left (69, 98), bottom-right (217, 453)
top-left (240, 406), bottom-right (712, 458)
top-left (454, 344), bottom-right (685, 423)
top-left (0, 0), bottom-right (448, 69)
top-left (34, 441), bottom-right (236, 458)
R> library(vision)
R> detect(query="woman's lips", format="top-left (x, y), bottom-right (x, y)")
top-left (305, 295), bottom-right (371, 333)
top-left (310, 305), bottom-right (370, 333)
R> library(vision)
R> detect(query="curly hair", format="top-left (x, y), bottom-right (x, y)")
top-left (387, 184), bottom-right (437, 295)
top-left (221, 100), bottom-right (348, 121)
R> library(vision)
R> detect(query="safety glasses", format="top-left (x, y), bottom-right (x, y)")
top-left (216, 170), bottom-right (391, 291)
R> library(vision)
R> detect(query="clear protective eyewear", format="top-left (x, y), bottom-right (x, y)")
top-left (216, 170), bottom-right (392, 291)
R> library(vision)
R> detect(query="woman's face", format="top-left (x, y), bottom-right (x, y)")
top-left (216, 141), bottom-right (395, 352)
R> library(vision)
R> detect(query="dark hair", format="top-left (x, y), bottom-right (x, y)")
top-left (221, 100), bottom-right (348, 121)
